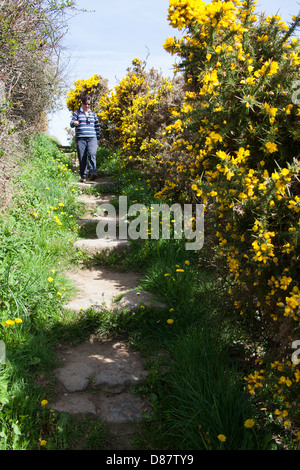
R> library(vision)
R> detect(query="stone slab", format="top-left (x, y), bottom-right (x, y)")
top-left (95, 392), bottom-right (151, 436)
top-left (51, 394), bottom-right (97, 415)
top-left (63, 267), bottom-right (141, 312)
top-left (115, 290), bottom-right (167, 311)
top-left (73, 238), bottom-right (130, 255)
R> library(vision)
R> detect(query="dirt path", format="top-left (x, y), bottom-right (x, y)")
top-left (50, 176), bottom-right (164, 449)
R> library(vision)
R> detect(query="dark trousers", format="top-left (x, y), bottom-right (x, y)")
top-left (76, 137), bottom-right (97, 178)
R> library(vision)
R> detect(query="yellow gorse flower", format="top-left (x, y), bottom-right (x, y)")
top-left (265, 141), bottom-right (278, 153)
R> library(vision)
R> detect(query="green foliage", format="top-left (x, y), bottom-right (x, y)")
top-left (2, 0), bottom-right (300, 450)
top-left (162, 327), bottom-right (268, 450)
top-left (0, 0), bottom-right (78, 133)
top-left (0, 134), bottom-right (83, 449)
top-left (92, 0), bottom-right (300, 444)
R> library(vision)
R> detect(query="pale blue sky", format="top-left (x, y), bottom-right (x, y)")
top-left (48, 0), bottom-right (300, 145)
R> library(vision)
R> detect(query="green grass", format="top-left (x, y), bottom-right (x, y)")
top-left (0, 135), bottom-right (87, 450)
top-left (0, 135), bottom-right (295, 450)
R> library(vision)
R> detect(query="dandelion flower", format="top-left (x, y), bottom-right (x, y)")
top-left (47, 277), bottom-right (53, 282)
top-left (294, 431), bottom-right (300, 442)
top-left (244, 419), bottom-right (255, 428)
top-left (41, 400), bottom-right (48, 406)
top-left (57, 292), bottom-right (62, 296)
top-left (167, 319), bottom-right (174, 324)
top-left (14, 318), bottom-right (22, 324)
top-left (40, 440), bottom-right (47, 446)
top-left (217, 434), bottom-right (226, 442)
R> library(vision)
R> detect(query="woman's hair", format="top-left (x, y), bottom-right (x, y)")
top-left (82, 95), bottom-right (91, 105)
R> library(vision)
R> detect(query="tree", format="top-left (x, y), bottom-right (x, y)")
top-left (0, 0), bottom-right (78, 209)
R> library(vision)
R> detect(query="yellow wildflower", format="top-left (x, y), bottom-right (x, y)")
top-left (244, 419), bottom-right (255, 428)
top-left (265, 142), bottom-right (278, 153)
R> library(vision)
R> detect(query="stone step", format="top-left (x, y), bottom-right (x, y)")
top-left (95, 392), bottom-right (151, 438)
top-left (77, 176), bottom-right (118, 191)
top-left (54, 174), bottom-right (156, 448)
top-left (63, 266), bottom-right (141, 313)
top-left (51, 391), bottom-right (150, 446)
top-left (50, 339), bottom-right (151, 443)
top-left (116, 290), bottom-right (167, 312)
top-left (92, 362), bottom-right (144, 394)
top-left (73, 237), bottom-right (131, 255)
top-left (77, 193), bottom-right (115, 212)
top-left (77, 215), bottom-right (128, 231)
top-left (55, 340), bottom-right (148, 394)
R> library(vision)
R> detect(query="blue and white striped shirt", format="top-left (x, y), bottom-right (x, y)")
top-left (70, 106), bottom-right (100, 140)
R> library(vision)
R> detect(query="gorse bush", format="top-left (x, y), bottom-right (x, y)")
top-left (66, 74), bottom-right (109, 112)
top-left (66, 0), bottom-right (300, 443)
top-left (161, 0), bottom-right (300, 436)
top-left (97, 58), bottom-right (186, 161)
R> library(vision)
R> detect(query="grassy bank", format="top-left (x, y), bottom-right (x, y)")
top-left (0, 136), bottom-right (297, 450)
top-left (0, 135), bottom-right (106, 449)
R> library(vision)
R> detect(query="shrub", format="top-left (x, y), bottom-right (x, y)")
top-left (159, 0), bottom-right (300, 440)
top-left (95, 0), bottom-right (300, 442)
top-left (98, 58), bottom-right (186, 176)
top-left (66, 0), bottom-right (300, 445)
top-left (66, 74), bottom-right (109, 112)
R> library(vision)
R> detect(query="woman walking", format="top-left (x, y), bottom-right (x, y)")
top-left (70, 95), bottom-right (101, 182)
